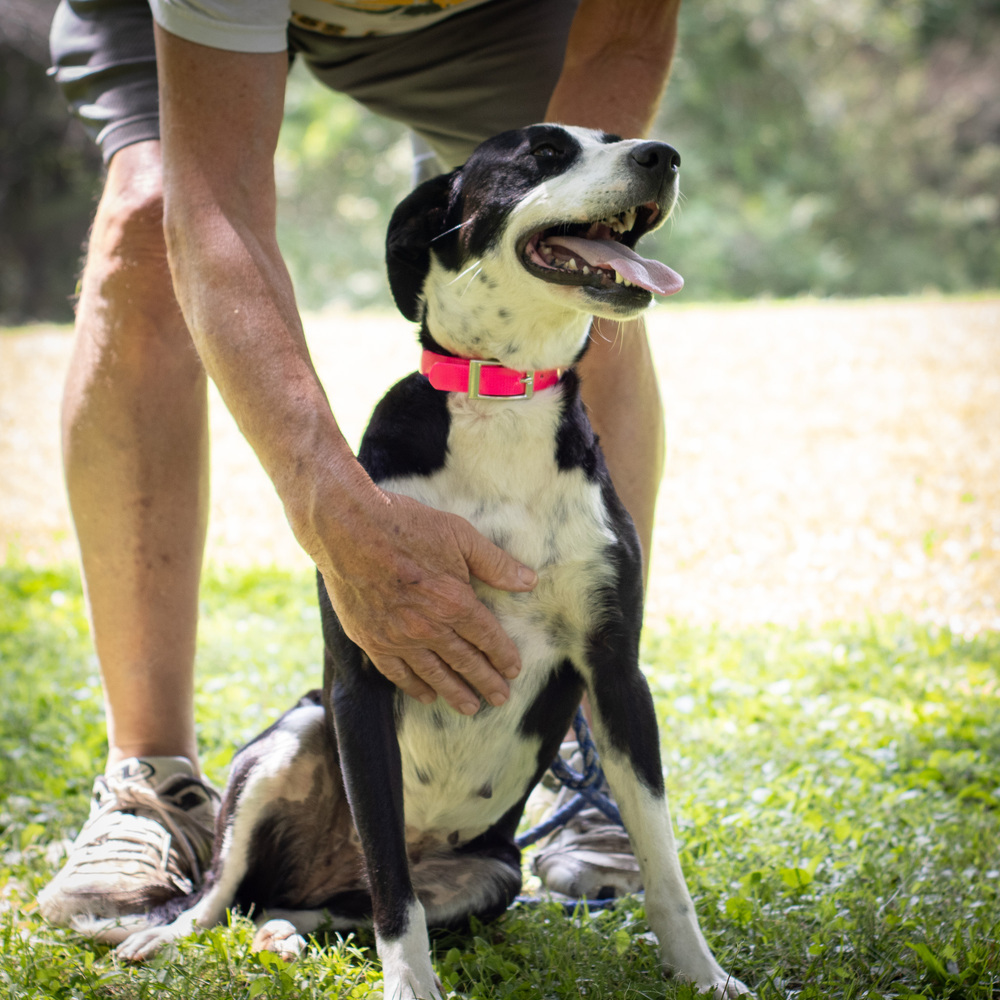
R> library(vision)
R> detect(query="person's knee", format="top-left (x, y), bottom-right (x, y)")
top-left (82, 142), bottom-right (178, 316)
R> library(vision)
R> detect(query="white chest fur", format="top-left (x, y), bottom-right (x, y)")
top-left (378, 386), bottom-right (615, 845)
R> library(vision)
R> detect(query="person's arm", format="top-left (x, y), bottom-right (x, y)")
top-left (152, 27), bottom-right (536, 716)
top-left (545, 0), bottom-right (681, 136)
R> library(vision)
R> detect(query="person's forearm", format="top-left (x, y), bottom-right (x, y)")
top-left (162, 197), bottom-right (373, 565)
top-left (151, 26), bottom-right (535, 713)
top-left (545, 0), bottom-right (681, 137)
top-left (153, 28), bottom-right (373, 565)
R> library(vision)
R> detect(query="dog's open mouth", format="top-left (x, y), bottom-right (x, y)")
top-left (520, 202), bottom-right (683, 297)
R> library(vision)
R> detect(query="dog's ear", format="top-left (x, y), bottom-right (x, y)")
top-left (386, 169), bottom-right (461, 323)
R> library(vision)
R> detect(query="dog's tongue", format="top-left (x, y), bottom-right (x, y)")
top-left (546, 235), bottom-right (684, 296)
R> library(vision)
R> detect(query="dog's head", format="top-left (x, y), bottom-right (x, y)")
top-left (386, 125), bottom-right (683, 371)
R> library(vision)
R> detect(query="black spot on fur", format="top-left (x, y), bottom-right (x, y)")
top-left (491, 528), bottom-right (512, 552)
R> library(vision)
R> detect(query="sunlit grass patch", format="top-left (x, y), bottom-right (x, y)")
top-left (2, 563), bottom-right (998, 998)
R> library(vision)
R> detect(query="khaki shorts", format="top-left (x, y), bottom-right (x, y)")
top-left (49, 0), bottom-right (580, 177)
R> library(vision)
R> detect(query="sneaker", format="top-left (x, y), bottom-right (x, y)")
top-left (38, 756), bottom-right (219, 925)
top-left (529, 743), bottom-right (643, 900)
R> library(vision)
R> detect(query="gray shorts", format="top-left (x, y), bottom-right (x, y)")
top-left (49, 0), bottom-right (580, 177)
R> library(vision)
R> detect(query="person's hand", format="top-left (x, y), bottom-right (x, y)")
top-left (317, 487), bottom-right (537, 716)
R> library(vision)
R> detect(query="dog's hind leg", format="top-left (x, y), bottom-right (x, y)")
top-left (117, 700), bottom-right (330, 961)
top-left (412, 839), bottom-right (522, 929)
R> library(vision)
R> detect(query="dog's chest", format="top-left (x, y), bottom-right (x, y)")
top-left (379, 389), bottom-right (615, 842)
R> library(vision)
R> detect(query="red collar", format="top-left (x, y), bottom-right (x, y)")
top-left (420, 350), bottom-right (563, 400)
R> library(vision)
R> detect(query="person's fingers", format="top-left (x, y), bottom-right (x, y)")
top-left (423, 629), bottom-right (513, 707)
top-left (318, 492), bottom-right (534, 709)
top-left (454, 517), bottom-right (538, 593)
top-left (370, 654), bottom-right (437, 705)
top-left (397, 648), bottom-right (482, 716)
top-left (447, 593), bottom-right (523, 682)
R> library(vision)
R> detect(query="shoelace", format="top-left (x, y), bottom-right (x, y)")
top-left (87, 776), bottom-right (210, 884)
top-left (516, 708), bottom-right (622, 849)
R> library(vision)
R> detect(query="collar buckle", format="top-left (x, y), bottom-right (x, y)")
top-left (467, 359), bottom-right (535, 400)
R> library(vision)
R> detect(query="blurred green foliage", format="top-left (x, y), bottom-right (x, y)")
top-left (2, 0), bottom-right (997, 321)
top-left (0, 42), bottom-right (101, 324)
top-left (274, 0), bottom-right (1000, 309)
top-left (646, 0), bottom-right (1000, 300)
top-left (274, 60), bottom-right (411, 312)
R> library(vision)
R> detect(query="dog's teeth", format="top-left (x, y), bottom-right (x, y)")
top-left (541, 244), bottom-right (554, 259)
top-left (581, 265), bottom-right (591, 275)
top-left (624, 207), bottom-right (637, 231)
top-left (565, 259), bottom-right (578, 271)
top-left (624, 279), bottom-right (633, 287)
top-left (615, 271), bottom-right (624, 284)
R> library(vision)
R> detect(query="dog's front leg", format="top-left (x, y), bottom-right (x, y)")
top-left (328, 664), bottom-right (441, 1000)
top-left (584, 636), bottom-right (751, 998)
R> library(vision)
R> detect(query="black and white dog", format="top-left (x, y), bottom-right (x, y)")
top-left (82, 125), bottom-right (748, 998)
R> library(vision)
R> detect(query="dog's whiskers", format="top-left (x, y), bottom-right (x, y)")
top-left (588, 318), bottom-right (627, 356)
top-left (449, 259), bottom-right (484, 296)
top-left (430, 219), bottom-right (472, 243)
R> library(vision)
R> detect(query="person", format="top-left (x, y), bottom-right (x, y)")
top-left (39, 0), bottom-right (681, 926)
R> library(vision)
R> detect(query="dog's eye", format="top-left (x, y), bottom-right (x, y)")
top-left (531, 143), bottom-right (562, 158)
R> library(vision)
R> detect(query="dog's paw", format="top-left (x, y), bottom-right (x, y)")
top-left (703, 973), bottom-right (753, 998)
top-left (382, 967), bottom-right (444, 1000)
top-left (115, 925), bottom-right (183, 962)
top-left (252, 919), bottom-right (307, 961)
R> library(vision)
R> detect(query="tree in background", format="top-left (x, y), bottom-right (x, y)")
top-left (646, 0), bottom-right (1000, 299)
top-left (0, 0), bottom-right (101, 324)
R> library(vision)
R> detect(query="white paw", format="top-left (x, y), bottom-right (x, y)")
top-left (705, 973), bottom-right (753, 998)
top-left (252, 919), bottom-right (307, 961)
top-left (115, 924), bottom-right (184, 962)
top-left (381, 968), bottom-right (444, 1000)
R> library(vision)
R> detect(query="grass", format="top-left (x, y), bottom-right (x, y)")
top-left (2, 562), bottom-right (999, 999)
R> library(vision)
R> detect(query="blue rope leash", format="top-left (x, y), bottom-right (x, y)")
top-left (515, 707), bottom-right (622, 849)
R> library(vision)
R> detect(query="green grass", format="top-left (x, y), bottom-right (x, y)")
top-left (2, 562), bottom-right (999, 999)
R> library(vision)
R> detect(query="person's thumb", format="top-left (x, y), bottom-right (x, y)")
top-left (456, 519), bottom-right (537, 593)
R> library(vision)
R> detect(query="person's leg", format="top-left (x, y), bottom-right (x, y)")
top-left (577, 317), bottom-right (665, 590)
top-left (40, 139), bottom-right (219, 926)
top-left (40, 0), bottom-right (218, 926)
top-left (62, 139), bottom-right (209, 775)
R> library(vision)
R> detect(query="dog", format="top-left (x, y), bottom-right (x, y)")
top-left (75, 125), bottom-right (749, 999)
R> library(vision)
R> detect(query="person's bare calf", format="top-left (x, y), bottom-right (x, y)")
top-left (41, 141), bottom-right (219, 925)
top-left (62, 140), bottom-right (208, 774)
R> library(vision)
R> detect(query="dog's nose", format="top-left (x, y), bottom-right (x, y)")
top-left (629, 141), bottom-right (681, 176)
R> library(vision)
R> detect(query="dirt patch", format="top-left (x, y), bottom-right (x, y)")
top-left (2, 298), bottom-right (997, 633)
